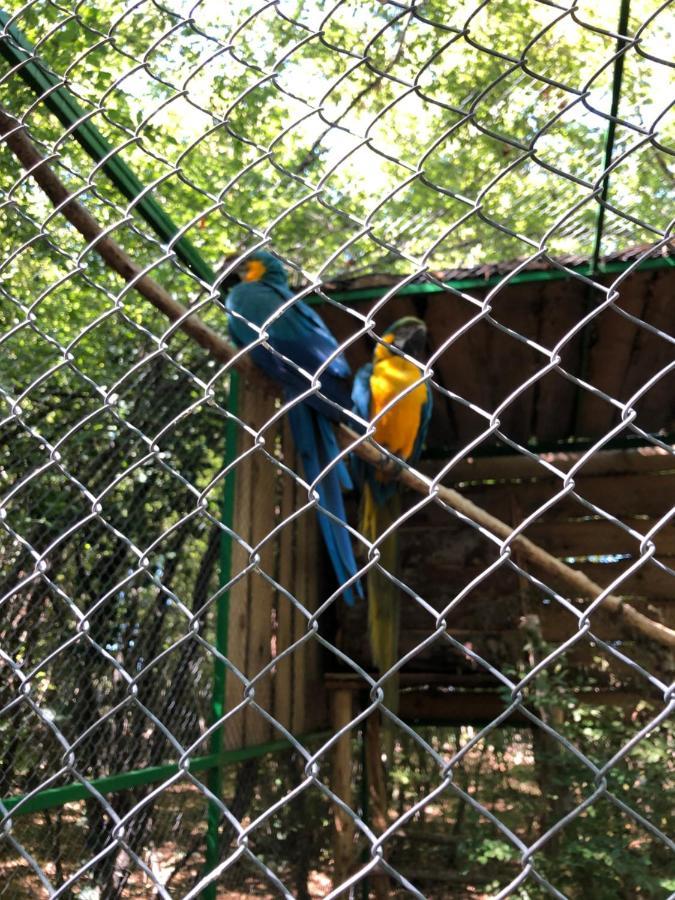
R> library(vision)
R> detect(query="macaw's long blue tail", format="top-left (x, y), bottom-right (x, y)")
top-left (287, 403), bottom-right (363, 605)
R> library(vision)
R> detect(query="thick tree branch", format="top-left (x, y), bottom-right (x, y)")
top-left (0, 106), bottom-right (255, 376)
top-left (2, 105), bottom-right (673, 651)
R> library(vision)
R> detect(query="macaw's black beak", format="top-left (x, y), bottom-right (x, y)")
top-left (393, 320), bottom-right (428, 361)
top-left (218, 255), bottom-right (246, 290)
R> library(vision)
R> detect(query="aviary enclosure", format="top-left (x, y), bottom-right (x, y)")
top-left (0, 1), bottom-right (673, 898)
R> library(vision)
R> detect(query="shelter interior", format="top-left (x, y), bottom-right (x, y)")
top-left (310, 260), bottom-right (675, 724)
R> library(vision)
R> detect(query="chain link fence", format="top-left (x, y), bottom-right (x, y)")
top-left (1, 1), bottom-right (674, 897)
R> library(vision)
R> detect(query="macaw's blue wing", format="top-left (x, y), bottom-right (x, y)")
top-left (287, 403), bottom-right (363, 605)
top-left (292, 300), bottom-right (351, 379)
top-left (226, 278), bottom-right (362, 603)
top-left (226, 282), bottom-right (352, 422)
top-left (273, 335), bottom-right (351, 422)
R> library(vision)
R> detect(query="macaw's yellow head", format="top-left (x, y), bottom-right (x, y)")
top-left (374, 317), bottom-right (428, 363)
top-left (238, 250), bottom-right (288, 286)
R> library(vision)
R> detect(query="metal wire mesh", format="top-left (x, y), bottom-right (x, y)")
top-left (0, 0), bottom-right (673, 897)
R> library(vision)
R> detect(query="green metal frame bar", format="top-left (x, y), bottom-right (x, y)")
top-left (572, 0), bottom-right (632, 433)
top-left (589, 0), bottom-right (632, 276)
top-left (203, 378), bottom-right (240, 900)
top-left (2, 732), bottom-right (327, 817)
top-left (0, 11), bottom-right (215, 285)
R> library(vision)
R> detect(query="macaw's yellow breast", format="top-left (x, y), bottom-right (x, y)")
top-left (370, 355), bottom-right (427, 461)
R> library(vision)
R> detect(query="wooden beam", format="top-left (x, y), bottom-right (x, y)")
top-left (398, 689), bottom-right (649, 725)
top-left (244, 391), bottom-right (278, 746)
top-left (292, 505), bottom-right (310, 735)
top-left (402, 514), bottom-right (675, 557)
top-left (425, 444), bottom-right (674, 483)
top-left (396, 596), bottom-right (675, 645)
top-left (325, 672), bottom-right (496, 690)
top-left (576, 559), bottom-right (675, 600)
top-left (325, 678), bottom-right (651, 723)
top-left (273, 425), bottom-right (296, 734)
top-left (411, 471), bottom-right (675, 523)
top-left (330, 689), bottom-right (355, 889)
top-left (526, 519), bottom-right (675, 557)
top-left (224, 385), bottom-right (255, 750)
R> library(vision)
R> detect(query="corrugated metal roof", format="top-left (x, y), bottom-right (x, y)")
top-left (321, 242), bottom-right (674, 293)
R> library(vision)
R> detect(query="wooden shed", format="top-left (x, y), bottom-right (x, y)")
top-left (215, 253), bottom-right (673, 881)
top-left (319, 256), bottom-right (675, 718)
top-left (222, 254), bottom-right (674, 744)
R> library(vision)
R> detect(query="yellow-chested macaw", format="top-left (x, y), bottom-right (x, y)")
top-left (352, 317), bottom-right (432, 728)
top-left (226, 250), bottom-right (363, 604)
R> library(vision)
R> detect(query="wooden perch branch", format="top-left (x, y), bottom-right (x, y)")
top-left (337, 430), bottom-right (675, 650)
top-left (3, 105), bottom-right (673, 651)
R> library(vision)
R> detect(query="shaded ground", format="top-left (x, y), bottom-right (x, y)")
top-left (2, 722), bottom-right (672, 899)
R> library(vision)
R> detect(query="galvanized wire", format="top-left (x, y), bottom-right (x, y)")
top-left (1, 0), bottom-right (674, 897)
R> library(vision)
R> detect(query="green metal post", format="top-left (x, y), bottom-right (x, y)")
top-left (589, 0), bottom-right (632, 276)
top-left (573, 0), bottom-right (632, 433)
top-left (203, 372), bottom-right (239, 900)
top-left (323, 255), bottom-right (672, 305)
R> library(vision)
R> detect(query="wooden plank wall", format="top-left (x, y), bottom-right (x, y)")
top-left (338, 447), bottom-right (675, 689)
top-left (319, 267), bottom-right (675, 708)
top-left (319, 266), bottom-right (675, 449)
top-left (224, 380), bottom-right (327, 750)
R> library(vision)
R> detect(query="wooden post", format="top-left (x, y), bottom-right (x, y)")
top-left (273, 424), bottom-right (297, 734)
top-left (330, 688), bottom-right (355, 889)
top-left (365, 711), bottom-right (391, 900)
top-left (225, 379), bottom-right (278, 748)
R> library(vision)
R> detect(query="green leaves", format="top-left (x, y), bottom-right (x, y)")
top-left (475, 837), bottom-right (516, 864)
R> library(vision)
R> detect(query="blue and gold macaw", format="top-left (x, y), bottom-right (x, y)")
top-left (226, 250), bottom-right (363, 604)
top-left (352, 317), bottom-right (432, 727)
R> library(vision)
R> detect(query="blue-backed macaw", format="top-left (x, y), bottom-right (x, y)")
top-left (352, 317), bottom-right (432, 733)
top-left (226, 250), bottom-right (363, 604)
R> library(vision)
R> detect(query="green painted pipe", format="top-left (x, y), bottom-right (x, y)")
top-left (323, 254), bottom-right (673, 305)
top-left (589, 0), bottom-right (632, 276)
top-left (0, 10), bottom-right (215, 286)
top-left (2, 732), bottom-right (328, 817)
top-left (203, 377), bottom-right (240, 900)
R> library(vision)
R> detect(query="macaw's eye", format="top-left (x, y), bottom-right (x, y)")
top-left (243, 259), bottom-right (266, 282)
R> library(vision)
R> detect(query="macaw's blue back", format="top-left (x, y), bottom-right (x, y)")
top-left (226, 251), bottom-right (363, 605)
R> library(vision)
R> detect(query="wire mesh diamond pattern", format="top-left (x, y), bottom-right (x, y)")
top-left (0, 1), bottom-right (673, 898)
